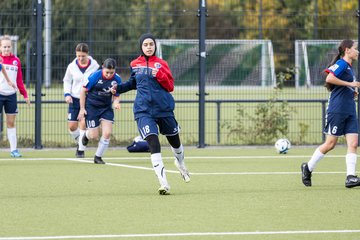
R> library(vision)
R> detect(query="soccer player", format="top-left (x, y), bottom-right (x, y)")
top-left (63, 43), bottom-right (99, 158)
top-left (301, 39), bottom-right (360, 188)
top-left (78, 58), bottom-right (121, 164)
top-left (0, 35), bottom-right (30, 157)
top-left (111, 33), bottom-right (190, 195)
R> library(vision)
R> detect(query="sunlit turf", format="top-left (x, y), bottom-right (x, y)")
top-left (0, 146), bottom-right (359, 240)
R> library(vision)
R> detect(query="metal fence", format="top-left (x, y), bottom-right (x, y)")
top-left (0, 0), bottom-right (358, 148)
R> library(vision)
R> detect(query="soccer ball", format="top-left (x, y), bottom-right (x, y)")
top-left (275, 138), bottom-right (291, 154)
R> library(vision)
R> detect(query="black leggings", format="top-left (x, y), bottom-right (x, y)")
top-left (145, 134), bottom-right (181, 154)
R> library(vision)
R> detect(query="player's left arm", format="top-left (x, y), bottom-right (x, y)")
top-left (15, 60), bottom-right (30, 105)
top-left (112, 76), bottom-right (121, 109)
top-left (153, 61), bottom-right (174, 92)
top-left (112, 95), bottom-right (120, 110)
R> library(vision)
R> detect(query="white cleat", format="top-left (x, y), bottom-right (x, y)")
top-left (174, 159), bottom-right (190, 183)
top-left (158, 185), bottom-right (170, 195)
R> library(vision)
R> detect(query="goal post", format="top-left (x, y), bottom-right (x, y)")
top-left (294, 40), bottom-right (356, 88)
top-left (157, 39), bottom-right (276, 87)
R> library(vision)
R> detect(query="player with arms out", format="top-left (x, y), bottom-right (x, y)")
top-left (112, 33), bottom-right (190, 195)
top-left (0, 35), bottom-right (30, 157)
top-left (78, 58), bottom-right (121, 164)
top-left (301, 39), bottom-right (360, 188)
top-left (63, 43), bottom-right (99, 158)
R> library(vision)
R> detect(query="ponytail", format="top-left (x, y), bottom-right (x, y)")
top-left (324, 39), bottom-right (354, 91)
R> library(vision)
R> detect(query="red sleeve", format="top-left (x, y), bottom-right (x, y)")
top-left (15, 59), bottom-right (28, 99)
top-left (155, 60), bottom-right (174, 92)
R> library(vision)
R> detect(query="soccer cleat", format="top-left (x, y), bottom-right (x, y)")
top-left (174, 158), bottom-right (190, 183)
top-left (301, 162), bottom-right (312, 187)
top-left (94, 156), bottom-right (105, 164)
top-left (10, 150), bottom-right (22, 158)
top-left (76, 150), bottom-right (85, 158)
top-left (82, 135), bottom-right (89, 146)
top-left (158, 185), bottom-right (170, 195)
top-left (345, 175), bottom-right (360, 188)
top-left (75, 145), bottom-right (85, 158)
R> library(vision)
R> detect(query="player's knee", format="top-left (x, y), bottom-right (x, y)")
top-left (69, 126), bottom-right (78, 132)
top-left (88, 131), bottom-right (99, 140)
top-left (146, 135), bottom-right (161, 154)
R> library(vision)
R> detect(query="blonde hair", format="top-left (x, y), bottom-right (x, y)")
top-left (0, 35), bottom-right (13, 55)
top-left (0, 35), bottom-right (12, 45)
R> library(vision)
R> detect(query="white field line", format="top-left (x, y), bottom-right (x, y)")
top-left (0, 157), bottom-right (346, 175)
top-left (1, 229), bottom-right (360, 239)
top-left (0, 154), bottom-right (348, 161)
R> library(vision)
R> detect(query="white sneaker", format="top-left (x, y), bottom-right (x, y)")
top-left (174, 158), bottom-right (190, 183)
top-left (158, 185), bottom-right (170, 195)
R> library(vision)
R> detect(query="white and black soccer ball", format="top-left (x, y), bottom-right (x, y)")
top-left (275, 138), bottom-right (291, 154)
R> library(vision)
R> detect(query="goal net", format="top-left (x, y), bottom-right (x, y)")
top-left (157, 39), bottom-right (276, 87)
top-left (294, 40), bottom-right (358, 88)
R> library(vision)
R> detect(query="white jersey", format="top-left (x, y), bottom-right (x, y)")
top-left (63, 56), bottom-right (99, 99)
top-left (0, 63), bottom-right (18, 96)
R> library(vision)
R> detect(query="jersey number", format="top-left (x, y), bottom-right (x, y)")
top-left (87, 120), bottom-right (96, 128)
top-left (142, 125), bottom-right (150, 134)
top-left (332, 126), bottom-right (338, 134)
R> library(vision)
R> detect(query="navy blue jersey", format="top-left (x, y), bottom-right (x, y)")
top-left (325, 58), bottom-right (356, 114)
top-left (116, 55), bottom-right (175, 119)
top-left (84, 70), bottom-right (121, 107)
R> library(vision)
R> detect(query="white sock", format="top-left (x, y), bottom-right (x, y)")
top-left (95, 137), bottom-right (109, 157)
top-left (69, 128), bottom-right (80, 141)
top-left (308, 148), bottom-right (325, 172)
top-left (7, 128), bottom-right (17, 152)
top-left (346, 153), bottom-right (357, 176)
top-left (171, 144), bottom-right (184, 163)
top-left (85, 130), bottom-right (90, 139)
top-left (151, 153), bottom-right (169, 187)
top-left (78, 129), bottom-right (86, 151)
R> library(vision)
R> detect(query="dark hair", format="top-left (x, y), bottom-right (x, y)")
top-left (324, 39), bottom-right (354, 91)
top-left (102, 58), bottom-right (116, 69)
top-left (75, 43), bottom-right (89, 53)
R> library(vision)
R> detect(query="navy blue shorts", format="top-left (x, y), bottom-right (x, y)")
top-left (67, 97), bottom-right (80, 122)
top-left (85, 104), bottom-right (114, 129)
top-left (136, 116), bottom-right (180, 139)
top-left (324, 112), bottom-right (358, 136)
top-left (0, 93), bottom-right (18, 114)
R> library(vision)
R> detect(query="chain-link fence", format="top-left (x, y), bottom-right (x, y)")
top-left (0, 0), bottom-right (358, 147)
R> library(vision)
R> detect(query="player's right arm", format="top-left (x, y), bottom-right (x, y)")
top-left (63, 66), bottom-right (73, 104)
top-left (78, 86), bottom-right (87, 121)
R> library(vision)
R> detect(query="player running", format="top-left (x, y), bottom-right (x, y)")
top-left (63, 43), bottom-right (99, 158)
top-left (78, 58), bottom-right (121, 164)
top-left (111, 33), bottom-right (190, 195)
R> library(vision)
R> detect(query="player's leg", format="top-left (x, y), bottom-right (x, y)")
top-left (160, 117), bottom-right (190, 183)
top-left (138, 117), bottom-right (170, 195)
top-left (93, 119), bottom-right (113, 164)
top-left (344, 115), bottom-right (360, 188)
top-left (302, 113), bottom-right (341, 186)
top-left (67, 98), bottom-right (83, 157)
top-left (81, 104), bottom-right (101, 148)
top-left (4, 94), bottom-right (21, 157)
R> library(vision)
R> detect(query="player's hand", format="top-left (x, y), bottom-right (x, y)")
top-left (110, 84), bottom-right (117, 95)
top-left (113, 102), bottom-right (120, 110)
top-left (24, 98), bottom-right (30, 106)
top-left (77, 108), bottom-right (86, 120)
top-left (8, 81), bottom-right (17, 91)
top-left (152, 68), bottom-right (159, 77)
top-left (65, 95), bottom-right (73, 104)
top-left (350, 81), bottom-right (360, 88)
